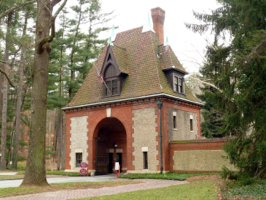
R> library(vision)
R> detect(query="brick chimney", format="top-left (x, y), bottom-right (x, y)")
top-left (151, 7), bottom-right (165, 44)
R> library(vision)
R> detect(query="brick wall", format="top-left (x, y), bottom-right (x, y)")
top-left (64, 97), bottom-right (203, 173)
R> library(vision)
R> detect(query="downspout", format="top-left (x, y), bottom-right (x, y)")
top-left (157, 100), bottom-right (163, 174)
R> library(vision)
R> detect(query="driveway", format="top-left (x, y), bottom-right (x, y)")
top-left (0, 174), bottom-right (117, 189)
top-left (0, 178), bottom-right (186, 200)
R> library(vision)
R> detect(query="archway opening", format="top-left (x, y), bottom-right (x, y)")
top-left (94, 117), bottom-right (127, 175)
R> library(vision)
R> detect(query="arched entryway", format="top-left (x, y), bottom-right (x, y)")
top-left (94, 117), bottom-right (127, 175)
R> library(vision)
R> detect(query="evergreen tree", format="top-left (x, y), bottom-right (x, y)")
top-left (187, 0), bottom-right (266, 179)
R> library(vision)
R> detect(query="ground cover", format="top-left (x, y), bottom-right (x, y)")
top-left (75, 180), bottom-right (218, 200)
top-left (221, 180), bottom-right (266, 199)
top-left (0, 181), bottom-right (141, 198)
top-left (120, 172), bottom-right (219, 181)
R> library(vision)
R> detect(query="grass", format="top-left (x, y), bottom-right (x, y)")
top-left (222, 180), bottom-right (266, 200)
top-left (17, 170), bottom-right (84, 176)
top-left (46, 171), bottom-right (84, 176)
top-left (74, 180), bottom-right (218, 200)
top-left (0, 175), bottom-right (24, 180)
top-left (0, 180), bottom-right (141, 198)
top-left (120, 172), bottom-right (219, 181)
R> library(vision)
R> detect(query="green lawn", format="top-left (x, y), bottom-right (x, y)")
top-left (75, 180), bottom-right (218, 200)
top-left (120, 172), bottom-right (219, 181)
top-left (0, 175), bottom-right (24, 180)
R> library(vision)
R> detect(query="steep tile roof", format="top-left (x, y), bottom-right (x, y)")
top-left (66, 27), bottom-right (199, 108)
top-left (158, 45), bottom-right (188, 74)
top-left (111, 45), bottom-right (128, 74)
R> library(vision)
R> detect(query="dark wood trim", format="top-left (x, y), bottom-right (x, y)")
top-left (100, 45), bottom-right (121, 76)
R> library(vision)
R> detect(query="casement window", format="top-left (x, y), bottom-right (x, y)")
top-left (173, 75), bottom-right (184, 94)
top-left (103, 64), bottom-right (121, 96)
top-left (143, 152), bottom-right (148, 169)
top-left (76, 153), bottom-right (82, 167)
top-left (106, 78), bottom-right (118, 96)
top-left (178, 77), bottom-right (183, 93)
top-left (174, 77), bottom-right (178, 92)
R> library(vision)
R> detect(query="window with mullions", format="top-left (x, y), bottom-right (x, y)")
top-left (178, 78), bottom-right (183, 93)
top-left (106, 79), bottom-right (118, 96)
top-left (173, 76), bottom-right (184, 94)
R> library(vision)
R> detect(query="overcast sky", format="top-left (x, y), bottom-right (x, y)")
top-left (66, 0), bottom-right (220, 74)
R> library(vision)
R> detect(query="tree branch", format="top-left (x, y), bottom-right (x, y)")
top-left (52, 0), bottom-right (67, 20)
top-left (189, 77), bottom-right (223, 93)
top-left (0, 68), bottom-right (15, 88)
top-left (51, 0), bottom-right (61, 7)
top-left (0, 0), bottom-right (36, 19)
top-left (48, 0), bottom-right (68, 43)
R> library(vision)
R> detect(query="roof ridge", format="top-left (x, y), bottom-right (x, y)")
top-left (149, 32), bottom-right (163, 93)
top-left (117, 26), bottom-right (143, 35)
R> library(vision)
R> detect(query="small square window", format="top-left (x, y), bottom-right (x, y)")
top-left (76, 153), bottom-right (82, 167)
top-left (190, 119), bottom-right (193, 131)
top-left (143, 152), bottom-right (148, 169)
top-left (173, 116), bottom-right (176, 129)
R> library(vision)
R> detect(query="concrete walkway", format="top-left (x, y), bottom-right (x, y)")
top-left (0, 172), bottom-right (17, 175)
top-left (0, 179), bottom-right (187, 200)
top-left (0, 174), bottom-right (117, 188)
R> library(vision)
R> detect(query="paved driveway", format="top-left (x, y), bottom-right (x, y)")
top-left (0, 178), bottom-right (186, 200)
top-left (0, 174), bottom-right (117, 189)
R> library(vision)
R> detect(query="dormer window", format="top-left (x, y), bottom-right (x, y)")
top-left (106, 78), bottom-right (118, 95)
top-left (101, 45), bottom-right (128, 97)
top-left (104, 64), bottom-right (120, 96)
top-left (173, 75), bottom-right (184, 94)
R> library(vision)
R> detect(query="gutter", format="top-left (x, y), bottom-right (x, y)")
top-left (62, 93), bottom-right (204, 110)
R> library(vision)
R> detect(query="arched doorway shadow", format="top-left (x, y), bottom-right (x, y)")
top-left (94, 117), bottom-right (127, 175)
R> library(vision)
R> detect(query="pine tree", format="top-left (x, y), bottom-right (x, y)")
top-left (187, 0), bottom-right (266, 179)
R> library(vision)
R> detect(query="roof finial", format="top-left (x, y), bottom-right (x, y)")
top-left (142, 13), bottom-right (155, 33)
top-left (107, 36), bottom-right (113, 46)
top-left (164, 36), bottom-right (169, 46)
top-left (111, 25), bottom-right (116, 42)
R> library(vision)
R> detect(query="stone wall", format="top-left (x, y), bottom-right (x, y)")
top-left (132, 107), bottom-right (159, 173)
top-left (167, 108), bottom-right (198, 140)
top-left (173, 150), bottom-right (236, 171)
top-left (68, 116), bottom-right (89, 171)
top-left (169, 140), bottom-right (237, 172)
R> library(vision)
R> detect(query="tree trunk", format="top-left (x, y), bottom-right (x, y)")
top-left (13, 11), bottom-right (29, 169)
top-left (0, 12), bottom-right (12, 171)
top-left (0, 18), bottom-right (2, 122)
top-left (21, 0), bottom-right (66, 186)
top-left (21, 1), bottom-right (52, 186)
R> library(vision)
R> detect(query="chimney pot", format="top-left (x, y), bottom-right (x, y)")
top-left (151, 7), bottom-right (165, 44)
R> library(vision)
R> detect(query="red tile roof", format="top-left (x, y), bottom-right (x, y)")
top-left (66, 27), bottom-right (200, 108)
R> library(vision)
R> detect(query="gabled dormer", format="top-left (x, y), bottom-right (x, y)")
top-left (101, 45), bottom-right (128, 97)
top-left (158, 44), bottom-right (188, 95)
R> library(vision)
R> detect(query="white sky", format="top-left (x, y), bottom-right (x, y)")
top-left (65, 0), bottom-right (220, 74)
top-left (100, 0), bottom-right (220, 74)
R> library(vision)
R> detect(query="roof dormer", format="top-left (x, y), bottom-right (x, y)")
top-left (101, 45), bottom-right (128, 97)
